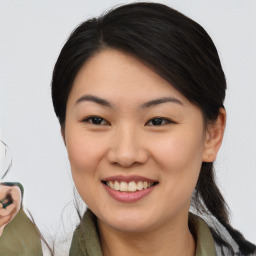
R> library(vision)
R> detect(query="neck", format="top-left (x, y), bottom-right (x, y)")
top-left (97, 214), bottom-right (196, 256)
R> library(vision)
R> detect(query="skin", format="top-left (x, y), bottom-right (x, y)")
top-left (0, 185), bottom-right (21, 236)
top-left (63, 49), bottom-right (225, 256)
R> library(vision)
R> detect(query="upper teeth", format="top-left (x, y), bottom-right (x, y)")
top-left (106, 181), bottom-right (154, 192)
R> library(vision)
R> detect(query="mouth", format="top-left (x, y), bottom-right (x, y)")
top-left (101, 175), bottom-right (159, 202)
top-left (102, 180), bottom-right (158, 192)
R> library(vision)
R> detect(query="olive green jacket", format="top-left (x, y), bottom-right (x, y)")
top-left (0, 182), bottom-right (43, 256)
top-left (69, 210), bottom-right (217, 256)
top-left (0, 207), bottom-right (43, 256)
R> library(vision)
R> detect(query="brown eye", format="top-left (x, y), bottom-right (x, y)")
top-left (83, 116), bottom-right (109, 125)
top-left (146, 117), bottom-right (173, 126)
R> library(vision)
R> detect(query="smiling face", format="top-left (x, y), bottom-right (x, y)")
top-left (64, 49), bottom-right (214, 233)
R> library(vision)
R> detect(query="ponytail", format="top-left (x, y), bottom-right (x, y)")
top-left (194, 162), bottom-right (256, 255)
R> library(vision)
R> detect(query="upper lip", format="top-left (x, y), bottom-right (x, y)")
top-left (102, 175), bottom-right (158, 183)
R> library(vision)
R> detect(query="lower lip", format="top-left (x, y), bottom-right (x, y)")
top-left (103, 183), bottom-right (157, 203)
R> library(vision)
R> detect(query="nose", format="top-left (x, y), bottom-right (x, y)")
top-left (107, 125), bottom-right (149, 168)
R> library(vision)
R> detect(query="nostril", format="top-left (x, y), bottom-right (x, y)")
top-left (107, 143), bottom-right (149, 167)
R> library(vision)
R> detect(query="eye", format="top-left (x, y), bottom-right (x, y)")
top-left (82, 116), bottom-right (109, 125)
top-left (146, 117), bottom-right (174, 126)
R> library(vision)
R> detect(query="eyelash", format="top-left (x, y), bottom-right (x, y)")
top-left (82, 116), bottom-right (109, 125)
top-left (82, 116), bottom-right (175, 126)
top-left (146, 117), bottom-right (174, 126)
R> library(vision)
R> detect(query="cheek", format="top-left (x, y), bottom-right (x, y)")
top-left (65, 130), bottom-right (106, 206)
top-left (66, 129), bottom-right (104, 174)
top-left (152, 131), bottom-right (204, 197)
top-left (153, 131), bottom-right (204, 170)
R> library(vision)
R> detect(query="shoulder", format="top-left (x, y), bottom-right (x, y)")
top-left (70, 225), bottom-right (88, 256)
top-left (69, 209), bottom-right (103, 256)
top-left (191, 213), bottom-right (256, 256)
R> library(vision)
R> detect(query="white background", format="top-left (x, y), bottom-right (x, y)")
top-left (0, 0), bottom-right (255, 252)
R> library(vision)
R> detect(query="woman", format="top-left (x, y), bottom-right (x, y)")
top-left (50, 2), bottom-right (255, 256)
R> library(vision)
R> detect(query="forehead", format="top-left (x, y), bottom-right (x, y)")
top-left (67, 49), bottom-right (190, 107)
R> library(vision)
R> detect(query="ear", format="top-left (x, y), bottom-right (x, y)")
top-left (202, 108), bottom-right (226, 162)
top-left (61, 126), bottom-right (66, 146)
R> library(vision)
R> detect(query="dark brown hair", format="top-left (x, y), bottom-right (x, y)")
top-left (51, 2), bottom-right (255, 255)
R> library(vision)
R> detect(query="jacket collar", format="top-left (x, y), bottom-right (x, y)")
top-left (70, 209), bottom-right (217, 256)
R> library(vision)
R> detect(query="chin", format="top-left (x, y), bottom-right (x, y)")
top-left (108, 218), bottom-right (153, 233)
top-left (97, 207), bottom-right (160, 233)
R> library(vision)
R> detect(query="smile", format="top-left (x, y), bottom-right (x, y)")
top-left (104, 180), bottom-right (156, 192)
top-left (102, 176), bottom-right (159, 202)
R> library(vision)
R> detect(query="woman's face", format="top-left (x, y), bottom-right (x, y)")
top-left (64, 49), bottom-right (214, 233)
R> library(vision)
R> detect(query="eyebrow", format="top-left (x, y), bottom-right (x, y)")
top-left (75, 95), bottom-right (113, 107)
top-left (75, 95), bottom-right (183, 108)
top-left (140, 97), bottom-right (183, 108)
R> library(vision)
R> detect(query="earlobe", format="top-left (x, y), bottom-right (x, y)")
top-left (203, 108), bottom-right (226, 162)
